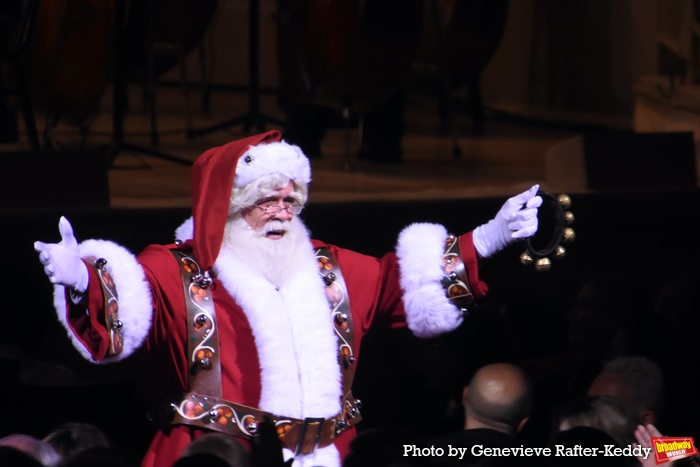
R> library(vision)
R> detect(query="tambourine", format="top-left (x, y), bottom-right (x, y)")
top-left (520, 191), bottom-right (575, 272)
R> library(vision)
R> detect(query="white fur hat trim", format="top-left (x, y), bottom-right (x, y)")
top-left (234, 140), bottom-right (311, 187)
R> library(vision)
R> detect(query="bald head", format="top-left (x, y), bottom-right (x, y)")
top-left (463, 363), bottom-right (534, 435)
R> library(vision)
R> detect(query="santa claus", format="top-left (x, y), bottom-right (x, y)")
top-left (35, 130), bottom-right (541, 467)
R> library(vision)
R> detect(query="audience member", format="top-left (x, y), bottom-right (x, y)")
top-left (587, 356), bottom-right (665, 427)
top-left (547, 426), bottom-right (630, 467)
top-left (551, 391), bottom-right (648, 466)
top-left (43, 421), bottom-right (111, 464)
top-left (176, 432), bottom-right (252, 467)
top-left (429, 362), bottom-right (534, 466)
top-left (0, 433), bottom-right (61, 467)
top-left (554, 396), bottom-right (638, 449)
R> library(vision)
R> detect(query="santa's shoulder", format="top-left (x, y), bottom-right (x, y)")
top-left (137, 242), bottom-right (193, 274)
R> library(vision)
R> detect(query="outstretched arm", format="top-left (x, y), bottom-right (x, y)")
top-left (394, 184), bottom-right (542, 338)
top-left (34, 217), bottom-right (153, 362)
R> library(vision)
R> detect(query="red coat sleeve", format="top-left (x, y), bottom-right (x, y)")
top-left (459, 230), bottom-right (489, 300)
top-left (65, 260), bottom-right (111, 360)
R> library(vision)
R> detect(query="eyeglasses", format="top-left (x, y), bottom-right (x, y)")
top-left (253, 200), bottom-right (304, 215)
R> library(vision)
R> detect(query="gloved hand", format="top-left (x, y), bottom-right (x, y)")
top-left (34, 216), bottom-right (89, 292)
top-left (473, 184), bottom-right (542, 258)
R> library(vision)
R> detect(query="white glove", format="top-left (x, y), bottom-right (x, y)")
top-left (34, 216), bottom-right (89, 292)
top-left (473, 184), bottom-right (543, 258)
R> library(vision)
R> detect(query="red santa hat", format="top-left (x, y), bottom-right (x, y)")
top-left (190, 130), bottom-right (311, 272)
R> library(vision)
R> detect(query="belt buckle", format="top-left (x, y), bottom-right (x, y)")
top-left (295, 417), bottom-right (326, 456)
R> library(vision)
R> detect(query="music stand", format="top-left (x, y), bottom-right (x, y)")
top-left (106, 0), bottom-right (192, 167)
top-left (186, 0), bottom-right (283, 139)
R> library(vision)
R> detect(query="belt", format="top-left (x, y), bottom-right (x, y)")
top-left (153, 391), bottom-right (361, 455)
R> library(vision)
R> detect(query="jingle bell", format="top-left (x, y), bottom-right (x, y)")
top-left (553, 245), bottom-right (566, 260)
top-left (558, 194), bottom-right (572, 209)
top-left (563, 227), bottom-right (576, 243)
top-left (535, 257), bottom-right (551, 272)
top-left (520, 251), bottom-right (534, 266)
top-left (564, 211), bottom-right (575, 225)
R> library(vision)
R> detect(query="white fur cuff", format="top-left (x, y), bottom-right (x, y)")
top-left (396, 223), bottom-right (463, 338)
top-left (54, 239), bottom-right (153, 363)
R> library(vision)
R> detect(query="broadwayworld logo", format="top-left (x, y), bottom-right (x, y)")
top-left (651, 436), bottom-right (698, 464)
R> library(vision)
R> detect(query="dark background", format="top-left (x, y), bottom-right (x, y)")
top-left (2, 0), bottom-right (700, 460)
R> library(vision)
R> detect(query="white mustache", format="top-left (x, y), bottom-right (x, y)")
top-left (259, 219), bottom-right (289, 235)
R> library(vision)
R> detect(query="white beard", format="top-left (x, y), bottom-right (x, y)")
top-left (220, 215), bottom-right (312, 288)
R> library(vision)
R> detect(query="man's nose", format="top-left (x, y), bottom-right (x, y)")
top-left (272, 205), bottom-right (292, 220)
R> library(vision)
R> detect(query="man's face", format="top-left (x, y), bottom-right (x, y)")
top-left (241, 182), bottom-right (296, 239)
